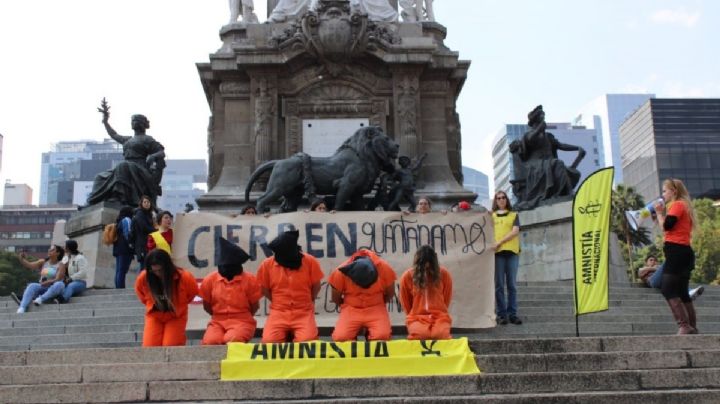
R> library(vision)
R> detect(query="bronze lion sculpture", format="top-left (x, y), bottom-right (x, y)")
top-left (245, 126), bottom-right (399, 212)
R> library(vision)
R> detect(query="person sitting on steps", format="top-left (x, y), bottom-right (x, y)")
top-left (638, 254), bottom-right (704, 300)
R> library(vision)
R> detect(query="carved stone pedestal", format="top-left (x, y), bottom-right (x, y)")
top-left (197, 0), bottom-right (473, 211)
top-left (64, 202), bottom-right (138, 288)
top-left (517, 201), bottom-right (628, 284)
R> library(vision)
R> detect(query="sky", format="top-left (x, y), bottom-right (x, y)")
top-left (1, 0), bottom-right (719, 204)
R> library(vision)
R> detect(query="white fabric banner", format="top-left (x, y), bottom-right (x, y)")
top-left (173, 211), bottom-right (495, 329)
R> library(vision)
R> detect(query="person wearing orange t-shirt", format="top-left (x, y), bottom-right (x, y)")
top-left (135, 249), bottom-right (199, 347)
top-left (200, 237), bottom-right (262, 345)
top-left (654, 178), bottom-right (698, 335)
top-left (256, 230), bottom-right (324, 343)
top-left (328, 249), bottom-right (396, 341)
top-left (399, 245), bottom-right (453, 340)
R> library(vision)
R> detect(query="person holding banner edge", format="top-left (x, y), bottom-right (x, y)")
top-left (491, 190), bottom-right (522, 325)
top-left (654, 178), bottom-right (698, 334)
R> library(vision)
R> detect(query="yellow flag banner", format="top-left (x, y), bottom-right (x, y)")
top-left (573, 167), bottom-right (614, 315)
top-left (221, 338), bottom-right (480, 380)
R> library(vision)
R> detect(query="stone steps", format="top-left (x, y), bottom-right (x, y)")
top-left (1, 334), bottom-right (719, 402)
top-left (0, 282), bottom-right (718, 350)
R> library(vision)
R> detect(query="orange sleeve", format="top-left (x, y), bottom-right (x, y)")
top-left (441, 268), bottom-right (453, 307)
top-left (327, 269), bottom-right (345, 292)
top-left (199, 273), bottom-right (214, 304)
top-left (134, 271), bottom-right (150, 306)
top-left (256, 260), bottom-right (270, 289)
top-left (181, 270), bottom-right (199, 305)
top-left (246, 274), bottom-right (263, 304)
top-left (667, 200), bottom-right (686, 218)
top-left (377, 260), bottom-right (397, 288)
top-left (308, 256), bottom-right (324, 285)
top-left (398, 270), bottom-right (414, 314)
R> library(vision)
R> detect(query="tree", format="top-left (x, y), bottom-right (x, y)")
top-left (611, 184), bottom-right (652, 280)
top-left (690, 199), bottom-right (720, 284)
top-left (0, 251), bottom-right (38, 297)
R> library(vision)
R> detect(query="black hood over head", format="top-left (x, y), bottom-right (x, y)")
top-left (339, 256), bottom-right (378, 288)
top-left (217, 237), bottom-right (250, 280)
top-left (268, 230), bottom-right (303, 269)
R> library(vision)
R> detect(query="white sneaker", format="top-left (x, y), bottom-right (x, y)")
top-left (33, 297), bottom-right (43, 306)
top-left (16, 307), bottom-right (25, 314)
top-left (690, 286), bottom-right (705, 301)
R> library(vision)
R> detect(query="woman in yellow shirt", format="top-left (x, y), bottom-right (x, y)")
top-left (491, 191), bottom-right (521, 325)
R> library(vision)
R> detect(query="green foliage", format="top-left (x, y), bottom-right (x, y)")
top-left (611, 184), bottom-right (652, 248)
top-left (611, 184), bottom-right (653, 281)
top-left (0, 251), bottom-right (38, 297)
top-left (690, 199), bottom-right (720, 284)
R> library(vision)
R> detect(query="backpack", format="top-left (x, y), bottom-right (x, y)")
top-left (102, 223), bottom-right (118, 245)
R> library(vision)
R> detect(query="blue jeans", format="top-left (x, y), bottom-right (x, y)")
top-left (495, 253), bottom-right (519, 318)
top-left (62, 280), bottom-right (86, 302)
top-left (115, 254), bottom-right (133, 289)
top-left (648, 263), bottom-right (663, 289)
top-left (19, 281), bottom-right (64, 309)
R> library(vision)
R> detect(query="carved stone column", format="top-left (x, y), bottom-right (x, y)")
top-left (249, 73), bottom-right (278, 170)
top-left (391, 67), bottom-right (422, 158)
top-left (197, 80), bottom-right (254, 208)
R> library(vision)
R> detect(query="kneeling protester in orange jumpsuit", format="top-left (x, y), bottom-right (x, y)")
top-left (200, 237), bottom-right (262, 345)
top-left (399, 245), bottom-right (453, 340)
top-left (329, 249), bottom-right (396, 341)
top-left (135, 249), bottom-right (199, 347)
top-left (256, 230), bottom-right (324, 343)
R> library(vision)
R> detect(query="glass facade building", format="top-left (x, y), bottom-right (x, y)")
top-left (620, 98), bottom-right (720, 203)
top-left (492, 122), bottom-right (603, 204)
top-left (461, 166), bottom-right (489, 206)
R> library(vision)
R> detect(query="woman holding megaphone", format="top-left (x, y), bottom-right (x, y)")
top-left (654, 178), bottom-right (698, 334)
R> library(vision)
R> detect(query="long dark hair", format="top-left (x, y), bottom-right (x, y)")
top-left (47, 245), bottom-right (65, 262)
top-left (144, 249), bottom-right (177, 312)
top-left (117, 206), bottom-right (134, 224)
top-left (412, 245), bottom-right (440, 289)
top-left (65, 240), bottom-right (80, 256)
top-left (138, 195), bottom-right (153, 212)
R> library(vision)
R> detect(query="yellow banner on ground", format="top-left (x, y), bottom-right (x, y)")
top-left (572, 167), bottom-right (614, 315)
top-left (221, 338), bottom-right (480, 380)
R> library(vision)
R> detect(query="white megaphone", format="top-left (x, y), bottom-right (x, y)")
top-left (625, 198), bottom-right (664, 231)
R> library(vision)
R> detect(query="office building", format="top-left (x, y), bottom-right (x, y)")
top-left (492, 122), bottom-right (603, 203)
top-left (156, 159), bottom-right (208, 214)
top-left (3, 183), bottom-right (33, 206)
top-left (39, 140), bottom-right (207, 210)
top-left (461, 166), bottom-right (489, 205)
top-left (620, 98), bottom-right (720, 203)
top-left (0, 205), bottom-right (76, 256)
top-left (40, 140), bottom-right (123, 205)
top-left (576, 93), bottom-right (655, 184)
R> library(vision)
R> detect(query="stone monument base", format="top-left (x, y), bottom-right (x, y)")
top-left (517, 201), bottom-right (628, 284)
top-left (64, 202), bottom-right (138, 288)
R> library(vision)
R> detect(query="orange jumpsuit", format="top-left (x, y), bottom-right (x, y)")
top-left (256, 252), bottom-right (324, 343)
top-left (199, 271), bottom-right (262, 344)
top-left (399, 266), bottom-right (453, 340)
top-left (135, 268), bottom-right (199, 347)
top-left (328, 250), bottom-right (396, 341)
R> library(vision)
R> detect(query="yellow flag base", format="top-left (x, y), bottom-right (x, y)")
top-left (221, 337), bottom-right (480, 380)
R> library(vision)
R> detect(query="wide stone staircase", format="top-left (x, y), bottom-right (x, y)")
top-left (1, 281), bottom-right (719, 402)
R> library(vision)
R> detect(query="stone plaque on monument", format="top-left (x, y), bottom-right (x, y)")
top-left (303, 118), bottom-right (369, 157)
